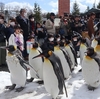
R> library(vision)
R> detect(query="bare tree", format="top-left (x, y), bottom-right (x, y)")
top-left (0, 2), bottom-right (5, 13)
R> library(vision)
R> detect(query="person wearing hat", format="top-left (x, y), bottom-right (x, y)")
top-left (40, 34), bottom-right (54, 51)
top-left (87, 12), bottom-right (96, 39)
top-left (45, 12), bottom-right (56, 35)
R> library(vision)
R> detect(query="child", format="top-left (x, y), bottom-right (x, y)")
top-left (9, 25), bottom-right (24, 52)
top-left (26, 36), bottom-right (35, 54)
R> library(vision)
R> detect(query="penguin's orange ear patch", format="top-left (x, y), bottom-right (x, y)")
top-left (14, 46), bottom-right (17, 50)
top-left (48, 51), bottom-right (52, 56)
top-left (95, 45), bottom-right (100, 51)
top-left (85, 56), bottom-right (92, 60)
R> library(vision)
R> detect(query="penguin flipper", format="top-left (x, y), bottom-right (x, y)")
top-left (50, 60), bottom-right (68, 97)
top-left (93, 57), bottom-right (100, 71)
top-left (16, 55), bottom-right (39, 78)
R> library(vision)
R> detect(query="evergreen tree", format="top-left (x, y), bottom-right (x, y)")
top-left (72, 1), bottom-right (80, 15)
top-left (93, 3), bottom-right (96, 8)
top-left (87, 6), bottom-right (90, 11)
top-left (33, 3), bottom-right (41, 23)
top-left (46, 12), bottom-right (50, 19)
top-left (97, 2), bottom-right (100, 9)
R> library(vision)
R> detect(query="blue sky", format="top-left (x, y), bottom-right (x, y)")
top-left (1, 0), bottom-right (100, 13)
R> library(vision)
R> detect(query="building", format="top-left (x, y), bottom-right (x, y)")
top-left (58, 0), bottom-right (70, 16)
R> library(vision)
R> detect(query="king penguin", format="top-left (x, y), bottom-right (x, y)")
top-left (79, 38), bottom-right (87, 65)
top-left (64, 39), bottom-right (77, 70)
top-left (54, 40), bottom-right (71, 79)
top-left (91, 37), bottom-right (98, 48)
top-left (94, 37), bottom-right (100, 56)
top-left (33, 50), bottom-right (68, 99)
top-left (28, 42), bottom-right (44, 83)
top-left (82, 47), bottom-right (100, 90)
top-left (0, 45), bottom-right (28, 92)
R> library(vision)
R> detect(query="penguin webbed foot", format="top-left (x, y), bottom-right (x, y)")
top-left (36, 80), bottom-right (44, 84)
top-left (5, 84), bottom-right (16, 90)
top-left (59, 90), bottom-right (64, 95)
top-left (15, 87), bottom-right (24, 92)
top-left (88, 86), bottom-right (96, 91)
top-left (78, 69), bottom-right (82, 72)
top-left (27, 78), bottom-right (34, 82)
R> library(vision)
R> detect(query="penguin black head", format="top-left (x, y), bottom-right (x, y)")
top-left (59, 41), bottom-right (65, 47)
top-left (47, 34), bottom-right (54, 42)
top-left (86, 47), bottom-right (95, 56)
top-left (65, 39), bottom-right (70, 44)
top-left (81, 38), bottom-right (86, 43)
top-left (32, 42), bottom-right (39, 48)
top-left (0, 45), bottom-right (16, 52)
top-left (6, 45), bottom-right (16, 52)
top-left (32, 50), bottom-right (53, 59)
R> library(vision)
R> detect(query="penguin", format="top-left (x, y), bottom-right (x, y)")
top-left (79, 38), bottom-right (87, 65)
top-left (82, 47), bottom-right (100, 90)
top-left (94, 37), bottom-right (100, 56)
top-left (0, 45), bottom-right (38, 92)
top-left (54, 41), bottom-right (71, 79)
top-left (64, 39), bottom-right (78, 70)
top-left (32, 50), bottom-right (68, 99)
top-left (91, 38), bottom-right (98, 48)
top-left (59, 37), bottom-right (73, 72)
top-left (28, 42), bottom-right (44, 83)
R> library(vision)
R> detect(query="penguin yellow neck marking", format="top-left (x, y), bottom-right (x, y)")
top-left (65, 44), bottom-right (69, 47)
top-left (81, 43), bottom-right (86, 47)
top-left (85, 56), bottom-right (92, 60)
top-left (8, 52), bottom-right (13, 56)
top-left (95, 45), bottom-right (100, 51)
top-left (54, 46), bottom-right (60, 50)
top-left (44, 58), bottom-right (49, 62)
top-left (31, 48), bottom-right (37, 51)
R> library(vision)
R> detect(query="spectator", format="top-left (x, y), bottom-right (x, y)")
top-left (0, 14), bottom-right (6, 67)
top-left (5, 17), bottom-right (16, 42)
top-left (9, 25), bottom-right (24, 53)
top-left (41, 34), bottom-right (54, 51)
top-left (28, 14), bottom-right (35, 34)
top-left (16, 8), bottom-right (30, 60)
top-left (35, 22), bottom-right (46, 46)
top-left (45, 12), bottom-right (56, 35)
top-left (71, 15), bottom-right (83, 35)
top-left (87, 12), bottom-right (96, 39)
top-left (59, 14), bottom-right (73, 40)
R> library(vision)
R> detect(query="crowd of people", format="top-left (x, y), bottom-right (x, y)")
top-left (0, 8), bottom-right (100, 68)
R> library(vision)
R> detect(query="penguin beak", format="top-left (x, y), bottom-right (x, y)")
top-left (32, 53), bottom-right (44, 59)
top-left (0, 46), bottom-right (7, 49)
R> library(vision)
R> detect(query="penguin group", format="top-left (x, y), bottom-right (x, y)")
top-left (1, 32), bottom-right (100, 98)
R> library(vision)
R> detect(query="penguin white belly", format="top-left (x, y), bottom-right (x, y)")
top-left (43, 59), bottom-right (59, 99)
top-left (82, 57), bottom-right (100, 87)
top-left (65, 46), bottom-right (75, 69)
top-left (91, 39), bottom-right (97, 48)
top-left (94, 46), bottom-right (100, 56)
top-left (80, 45), bottom-right (87, 65)
top-left (6, 55), bottom-right (26, 87)
top-left (29, 49), bottom-right (43, 79)
top-left (96, 51), bottom-right (100, 56)
top-left (54, 50), bottom-right (71, 79)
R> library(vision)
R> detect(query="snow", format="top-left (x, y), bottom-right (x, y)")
top-left (0, 58), bottom-right (100, 99)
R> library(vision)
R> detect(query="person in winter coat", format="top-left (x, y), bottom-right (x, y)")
top-left (0, 14), bottom-right (6, 67)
